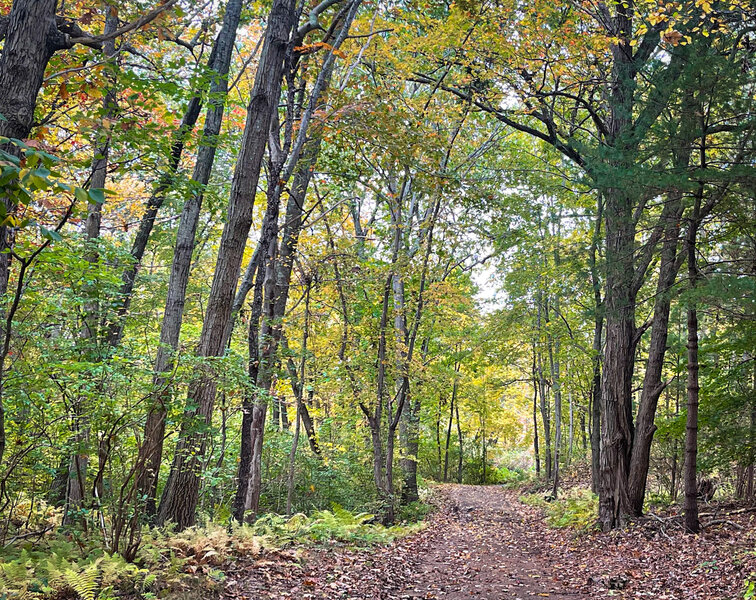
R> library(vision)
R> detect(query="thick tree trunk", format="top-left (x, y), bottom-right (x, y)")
top-left (597, 188), bottom-right (637, 531)
top-left (0, 0), bottom-right (56, 139)
top-left (133, 0), bottom-right (243, 520)
top-left (157, 0), bottom-right (295, 529)
top-left (0, 0), bottom-right (58, 470)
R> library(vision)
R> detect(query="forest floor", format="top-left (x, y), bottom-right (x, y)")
top-left (220, 484), bottom-right (756, 599)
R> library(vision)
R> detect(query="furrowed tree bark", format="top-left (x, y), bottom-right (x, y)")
top-left (157, 0), bottom-right (296, 529)
top-left (0, 0), bottom-right (59, 470)
top-left (597, 184), bottom-right (637, 530)
top-left (132, 0), bottom-right (243, 521)
top-left (597, 7), bottom-right (639, 528)
top-left (589, 197), bottom-right (603, 493)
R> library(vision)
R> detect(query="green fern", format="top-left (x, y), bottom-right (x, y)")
top-left (62, 561), bottom-right (100, 600)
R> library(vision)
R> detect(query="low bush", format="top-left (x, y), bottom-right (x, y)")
top-left (521, 487), bottom-right (598, 533)
top-left (252, 504), bottom-right (424, 546)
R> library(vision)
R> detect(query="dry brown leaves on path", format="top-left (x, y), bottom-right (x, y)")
top-left (221, 484), bottom-right (755, 599)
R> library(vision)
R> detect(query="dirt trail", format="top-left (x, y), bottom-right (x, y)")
top-left (223, 484), bottom-right (590, 599)
top-left (399, 485), bottom-right (588, 599)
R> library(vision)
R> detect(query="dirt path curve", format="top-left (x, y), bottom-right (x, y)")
top-left (399, 484), bottom-right (588, 599)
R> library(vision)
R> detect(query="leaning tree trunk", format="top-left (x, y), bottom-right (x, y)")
top-left (157, 0), bottom-right (296, 529)
top-left (239, 4), bottom-right (361, 518)
top-left (134, 0), bottom-right (243, 521)
top-left (627, 192), bottom-right (685, 514)
top-left (627, 86), bottom-right (700, 512)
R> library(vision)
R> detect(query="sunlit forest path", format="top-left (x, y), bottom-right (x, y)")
top-left (223, 485), bottom-right (589, 599)
top-left (398, 485), bottom-right (587, 599)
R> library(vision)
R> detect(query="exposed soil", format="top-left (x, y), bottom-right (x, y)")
top-left (400, 484), bottom-right (587, 599)
top-left (221, 484), bottom-right (755, 599)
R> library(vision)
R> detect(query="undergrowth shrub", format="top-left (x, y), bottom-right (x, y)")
top-left (252, 504), bottom-right (424, 546)
top-left (521, 487), bottom-right (598, 533)
top-left (0, 506), bottom-right (422, 599)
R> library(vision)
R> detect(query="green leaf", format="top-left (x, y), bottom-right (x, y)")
top-left (74, 187), bottom-right (90, 203)
top-left (40, 226), bottom-right (62, 242)
top-left (88, 188), bottom-right (107, 205)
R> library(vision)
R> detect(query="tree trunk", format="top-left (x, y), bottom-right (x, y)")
top-left (597, 186), bottom-right (637, 531)
top-left (443, 366), bottom-right (459, 482)
top-left (0, 0), bottom-right (58, 470)
top-left (64, 9), bottom-right (119, 524)
top-left (549, 321), bottom-right (562, 498)
top-left (238, 2), bottom-right (361, 519)
top-left (157, 0), bottom-right (296, 529)
top-left (532, 350), bottom-right (541, 477)
top-left (286, 282), bottom-right (310, 515)
top-left (683, 172), bottom-right (703, 534)
top-left (567, 391), bottom-right (574, 467)
top-left (589, 197), bottom-right (603, 494)
top-left (133, 0), bottom-right (243, 521)
top-left (456, 400), bottom-right (463, 483)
